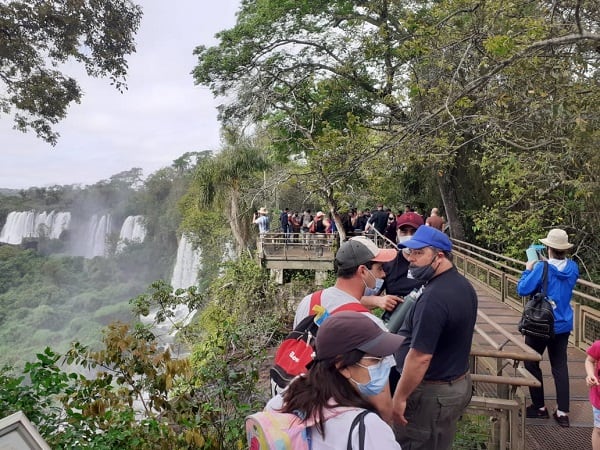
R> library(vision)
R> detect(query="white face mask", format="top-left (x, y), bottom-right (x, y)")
top-left (397, 235), bottom-right (412, 243)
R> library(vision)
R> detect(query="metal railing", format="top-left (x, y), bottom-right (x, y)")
top-left (468, 309), bottom-right (542, 450)
top-left (257, 232), bottom-right (338, 261)
top-left (258, 232), bottom-right (600, 448)
top-left (451, 238), bottom-right (600, 352)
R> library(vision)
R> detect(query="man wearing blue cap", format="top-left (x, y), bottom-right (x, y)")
top-left (391, 226), bottom-right (478, 450)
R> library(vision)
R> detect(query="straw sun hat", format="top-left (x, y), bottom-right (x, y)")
top-left (539, 229), bottom-right (573, 250)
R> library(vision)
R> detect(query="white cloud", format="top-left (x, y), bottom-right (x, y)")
top-left (0, 0), bottom-right (240, 189)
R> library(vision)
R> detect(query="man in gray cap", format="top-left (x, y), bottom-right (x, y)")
top-left (391, 226), bottom-right (478, 450)
top-left (293, 235), bottom-right (397, 422)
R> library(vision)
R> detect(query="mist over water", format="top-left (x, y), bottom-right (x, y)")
top-left (0, 211), bottom-right (152, 259)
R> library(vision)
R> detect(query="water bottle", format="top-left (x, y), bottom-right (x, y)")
top-left (385, 288), bottom-right (421, 333)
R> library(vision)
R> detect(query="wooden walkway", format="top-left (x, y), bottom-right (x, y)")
top-left (474, 282), bottom-right (592, 450)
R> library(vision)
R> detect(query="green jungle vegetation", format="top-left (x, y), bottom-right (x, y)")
top-left (2, 0), bottom-right (600, 448)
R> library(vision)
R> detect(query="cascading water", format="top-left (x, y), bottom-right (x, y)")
top-left (116, 215), bottom-right (146, 252)
top-left (141, 234), bottom-right (201, 355)
top-left (85, 214), bottom-right (112, 258)
top-left (171, 234), bottom-right (201, 290)
top-left (0, 210), bottom-right (71, 244)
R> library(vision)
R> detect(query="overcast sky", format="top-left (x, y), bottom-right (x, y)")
top-left (0, 1), bottom-right (240, 189)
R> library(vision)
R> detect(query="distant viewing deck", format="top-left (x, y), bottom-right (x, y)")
top-left (256, 231), bottom-right (395, 283)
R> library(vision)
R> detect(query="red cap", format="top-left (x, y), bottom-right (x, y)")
top-left (397, 212), bottom-right (424, 229)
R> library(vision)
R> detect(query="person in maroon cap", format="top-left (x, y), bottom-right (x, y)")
top-left (267, 312), bottom-right (403, 449)
top-left (361, 211), bottom-right (425, 314)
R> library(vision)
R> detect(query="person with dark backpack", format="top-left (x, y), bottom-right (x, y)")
top-left (517, 229), bottom-right (579, 427)
top-left (518, 261), bottom-right (554, 340)
top-left (247, 312), bottom-right (403, 449)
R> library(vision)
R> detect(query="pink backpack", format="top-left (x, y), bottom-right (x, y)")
top-left (246, 406), bottom-right (369, 450)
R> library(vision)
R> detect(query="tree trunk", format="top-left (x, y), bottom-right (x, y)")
top-left (228, 189), bottom-right (247, 254)
top-left (324, 190), bottom-right (346, 242)
top-left (436, 170), bottom-right (465, 241)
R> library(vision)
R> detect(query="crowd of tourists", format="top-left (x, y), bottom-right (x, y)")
top-left (248, 202), bottom-right (584, 449)
top-left (252, 203), bottom-right (447, 247)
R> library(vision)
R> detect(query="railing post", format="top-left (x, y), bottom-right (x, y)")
top-left (501, 271), bottom-right (507, 304)
top-left (573, 301), bottom-right (580, 348)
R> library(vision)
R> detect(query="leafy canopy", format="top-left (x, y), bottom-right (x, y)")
top-left (0, 0), bottom-right (142, 144)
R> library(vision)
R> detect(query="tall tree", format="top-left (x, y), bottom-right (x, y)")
top-left (180, 137), bottom-right (271, 253)
top-left (0, 0), bottom-right (142, 144)
top-left (194, 0), bottom-right (600, 241)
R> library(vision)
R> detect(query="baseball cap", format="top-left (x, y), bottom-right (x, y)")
top-left (397, 211), bottom-right (424, 229)
top-left (315, 311), bottom-right (405, 360)
top-left (335, 236), bottom-right (397, 270)
top-left (402, 226), bottom-right (452, 251)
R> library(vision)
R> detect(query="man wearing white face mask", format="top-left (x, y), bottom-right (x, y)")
top-left (293, 236), bottom-right (397, 422)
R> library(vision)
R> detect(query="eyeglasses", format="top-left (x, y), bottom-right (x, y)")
top-left (356, 356), bottom-right (383, 369)
top-left (402, 247), bottom-right (432, 257)
top-left (399, 226), bottom-right (415, 233)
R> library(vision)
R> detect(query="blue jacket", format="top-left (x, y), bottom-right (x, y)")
top-left (517, 259), bottom-right (579, 334)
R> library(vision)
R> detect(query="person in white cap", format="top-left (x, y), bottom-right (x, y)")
top-left (517, 228), bottom-right (579, 427)
top-left (253, 207), bottom-right (270, 234)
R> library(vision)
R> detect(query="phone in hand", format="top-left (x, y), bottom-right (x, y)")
top-left (526, 247), bottom-right (539, 262)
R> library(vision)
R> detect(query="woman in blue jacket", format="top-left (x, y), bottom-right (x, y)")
top-left (517, 229), bottom-right (579, 427)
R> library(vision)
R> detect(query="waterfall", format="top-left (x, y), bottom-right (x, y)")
top-left (85, 214), bottom-right (112, 258)
top-left (137, 234), bottom-right (201, 356)
top-left (0, 210), bottom-right (71, 244)
top-left (116, 215), bottom-right (146, 252)
top-left (170, 234), bottom-right (201, 290)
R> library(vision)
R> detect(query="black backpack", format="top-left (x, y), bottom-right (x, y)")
top-left (518, 261), bottom-right (555, 340)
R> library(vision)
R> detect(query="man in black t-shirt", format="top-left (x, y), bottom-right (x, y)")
top-left (391, 226), bottom-right (477, 450)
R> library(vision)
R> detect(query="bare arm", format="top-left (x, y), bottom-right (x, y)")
top-left (369, 381), bottom-right (393, 425)
top-left (585, 355), bottom-right (599, 387)
top-left (392, 348), bottom-right (432, 425)
top-left (360, 294), bottom-right (401, 311)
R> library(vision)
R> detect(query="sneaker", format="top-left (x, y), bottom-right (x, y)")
top-left (553, 411), bottom-right (570, 427)
top-left (526, 405), bottom-right (549, 419)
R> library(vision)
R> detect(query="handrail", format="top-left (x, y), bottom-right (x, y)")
top-left (451, 237), bottom-right (600, 352)
top-left (452, 238), bottom-right (600, 294)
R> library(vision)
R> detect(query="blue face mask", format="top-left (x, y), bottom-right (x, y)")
top-left (351, 358), bottom-right (392, 396)
top-left (364, 277), bottom-right (384, 296)
top-left (363, 269), bottom-right (384, 296)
